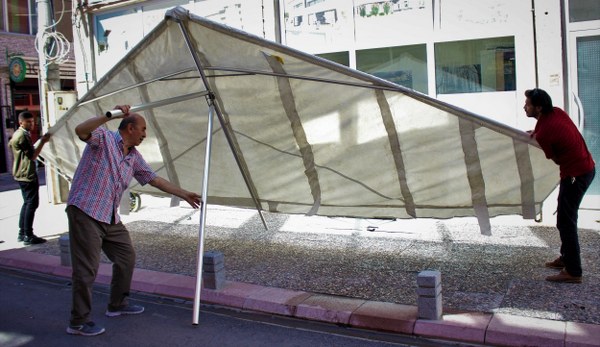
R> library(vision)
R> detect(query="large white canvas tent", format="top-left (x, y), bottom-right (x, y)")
top-left (42, 7), bottom-right (558, 323)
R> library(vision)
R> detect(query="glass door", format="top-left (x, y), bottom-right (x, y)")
top-left (569, 28), bottom-right (600, 206)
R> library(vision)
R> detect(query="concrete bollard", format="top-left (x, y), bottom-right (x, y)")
top-left (58, 234), bottom-right (71, 267)
top-left (202, 251), bottom-right (225, 290)
top-left (417, 270), bottom-right (442, 320)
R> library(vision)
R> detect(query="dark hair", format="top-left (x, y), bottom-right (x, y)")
top-left (118, 115), bottom-right (139, 131)
top-left (18, 111), bottom-right (34, 121)
top-left (524, 88), bottom-right (553, 114)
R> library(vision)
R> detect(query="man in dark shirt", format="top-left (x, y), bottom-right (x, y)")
top-left (524, 88), bottom-right (595, 283)
top-left (8, 112), bottom-right (50, 245)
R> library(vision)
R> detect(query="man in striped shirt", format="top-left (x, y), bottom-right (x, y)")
top-left (65, 105), bottom-right (200, 336)
top-left (525, 88), bottom-right (596, 284)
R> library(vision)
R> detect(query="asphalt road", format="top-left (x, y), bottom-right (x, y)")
top-left (0, 267), bottom-right (464, 347)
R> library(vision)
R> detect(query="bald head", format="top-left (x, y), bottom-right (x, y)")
top-left (118, 113), bottom-right (147, 148)
top-left (118, 113), bottom-right (144, 130)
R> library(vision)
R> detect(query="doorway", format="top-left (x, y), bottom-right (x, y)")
top-left (569, 28), bottom-right (600, 207)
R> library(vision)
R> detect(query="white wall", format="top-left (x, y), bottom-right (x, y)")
top-left (73, 0), bottom-right (279, 97)
top-left (73, 0), bottom-right (567, 132)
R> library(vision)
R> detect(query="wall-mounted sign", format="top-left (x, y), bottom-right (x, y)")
top-left (9, 57), bottom-right (27, 83)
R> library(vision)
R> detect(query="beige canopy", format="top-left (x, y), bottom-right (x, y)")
top-left (42, 6), bottom-right (558, 236)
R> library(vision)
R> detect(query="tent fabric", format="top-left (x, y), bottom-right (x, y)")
top-left (42, 6), bottom-right (558, 235)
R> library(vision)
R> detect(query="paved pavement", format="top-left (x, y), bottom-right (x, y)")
top-left (1, 172), bottom-right (600, 346)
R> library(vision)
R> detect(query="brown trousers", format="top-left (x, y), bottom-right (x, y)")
top-left (66, 205), bottom-right (136, 325)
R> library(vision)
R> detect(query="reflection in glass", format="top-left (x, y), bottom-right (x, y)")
top-left (356, 45), bottom-right (428, 93)
top-left (435, 36), bottom-right (515, 94)
top-left (569, 0), bottom-right (600, 22)
top-left (317, 51), bottom-right (349, 66)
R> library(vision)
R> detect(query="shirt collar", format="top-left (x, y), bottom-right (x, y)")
top-left (114, 130), bottom-right (135, 155)
top-left (19, 126), bottom-right (30, 136)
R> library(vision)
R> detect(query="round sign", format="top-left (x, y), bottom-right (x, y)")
top-left (9, 57), bottom-right (27, 83)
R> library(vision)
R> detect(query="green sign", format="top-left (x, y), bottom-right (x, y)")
top-left (9, 57), bottom-right (26, 83)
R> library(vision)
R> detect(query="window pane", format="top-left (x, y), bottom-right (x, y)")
top-left (356, 44), bottom-right (428, 93)
top-left (569, 0), bottom-right (600, 22)
top-left (577, 36), bottom-right (600, 194)
top-left (7, 0), bottom-right (30, 34)
top-left (30, 0), bottom-right (37, 34)
top-left (435, 36), bottom-right (515, 94)
top-left (317, 51), bottom-right (349, 66)
top-left (0, 1), bottom-right (5, 31)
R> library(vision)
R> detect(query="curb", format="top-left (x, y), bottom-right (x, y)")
top-left (1, 248), bottom-right (599, 346)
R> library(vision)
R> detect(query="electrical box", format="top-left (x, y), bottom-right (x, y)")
top-left (47, 91), bottom-right (77, 126)
top-left (46, 91), bottom-right (77, 204)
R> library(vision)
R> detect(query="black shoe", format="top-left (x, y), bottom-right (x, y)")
top-left (17, 235), bottom-right (25, 242)
top-left (23, 235), bottom-right (47, 245)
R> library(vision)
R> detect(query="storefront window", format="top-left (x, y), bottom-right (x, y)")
top-left (317, 51), bottom-right (349, 66)
top-left (356, 44), bottom-right (428, 93)
top-left (435, 36), bottom-right (515, 94)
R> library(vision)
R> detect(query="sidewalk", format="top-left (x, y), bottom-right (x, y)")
top-left (1, 176), bottom-right (599, 346)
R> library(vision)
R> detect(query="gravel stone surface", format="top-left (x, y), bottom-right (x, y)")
top-left (31, 203), bottom-right (600, 325)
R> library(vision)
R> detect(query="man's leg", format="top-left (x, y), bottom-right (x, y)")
top-left (102, 222), bottom-right (137, 311)
top-left (66, 205), bottom-right (104, 326)
top-left (17, 182), bottom-right (27, 241)
top-left (19, 179), bottom-right (40, 238)
top-left (556, 169), bottom-right (595, 277)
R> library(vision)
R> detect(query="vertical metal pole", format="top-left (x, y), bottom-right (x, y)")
top-left (193, 100), bottom-right (215, 325)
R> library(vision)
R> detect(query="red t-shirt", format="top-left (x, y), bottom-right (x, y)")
top-left (533, 107), bottom-right (595, 179)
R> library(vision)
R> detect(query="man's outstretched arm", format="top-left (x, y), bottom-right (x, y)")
top-left (148, 177), bottom-right (201, 209)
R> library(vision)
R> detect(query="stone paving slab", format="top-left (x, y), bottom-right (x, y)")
top-left (486, 313), bottom-right (566, 347)
top-left (413, 312), bottom-right (492, 344)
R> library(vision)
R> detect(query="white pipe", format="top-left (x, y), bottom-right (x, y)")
top-left (105, 91), bottom-right (209, 117)
top-left (192, 102), bottom-right (215, 325)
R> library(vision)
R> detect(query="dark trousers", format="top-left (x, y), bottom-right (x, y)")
top-left (556, 168), bottom-right (596, 277)
top-left (66, 205), bottom-right (136, 325)
top-left (18, 178), bottom-right (39, 237)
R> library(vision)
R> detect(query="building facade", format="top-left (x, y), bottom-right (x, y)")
top-left (71, 0), bottom-right (599, 205)
top-left (0, 0), bottom-right (75, 174)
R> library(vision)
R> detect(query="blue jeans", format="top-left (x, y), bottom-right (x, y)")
top-left (18, 178), bottom-right (40, 237)
top-left (556, 168), bottom-right (596, 277)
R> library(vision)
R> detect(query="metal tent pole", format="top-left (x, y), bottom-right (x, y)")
top-left (192, 98), bottom-right (216, 325)
top-left (104, 91), bottom-right (209, 117)
top-left (174, 22), bottom-right (268, 232)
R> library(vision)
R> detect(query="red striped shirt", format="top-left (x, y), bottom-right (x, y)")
top-left (67, 127), bottom-right (157, 224)
top-left (533, 107), bottom-right (595, 179)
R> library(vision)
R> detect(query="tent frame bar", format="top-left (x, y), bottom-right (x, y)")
top-left (80, 67), bottom-right (198, 106)
top-left (105, 91), bottom-right (209, 117)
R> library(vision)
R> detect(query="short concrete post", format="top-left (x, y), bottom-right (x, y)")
top-left (58, 234), bottom-right (71, 267)
top-left (417, 270), bottom-right (442, 320)
top-left (202, 251), bottom-right (225, 290)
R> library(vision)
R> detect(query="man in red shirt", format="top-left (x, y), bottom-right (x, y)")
top-left (525, 88), bottom-right (595, 284)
